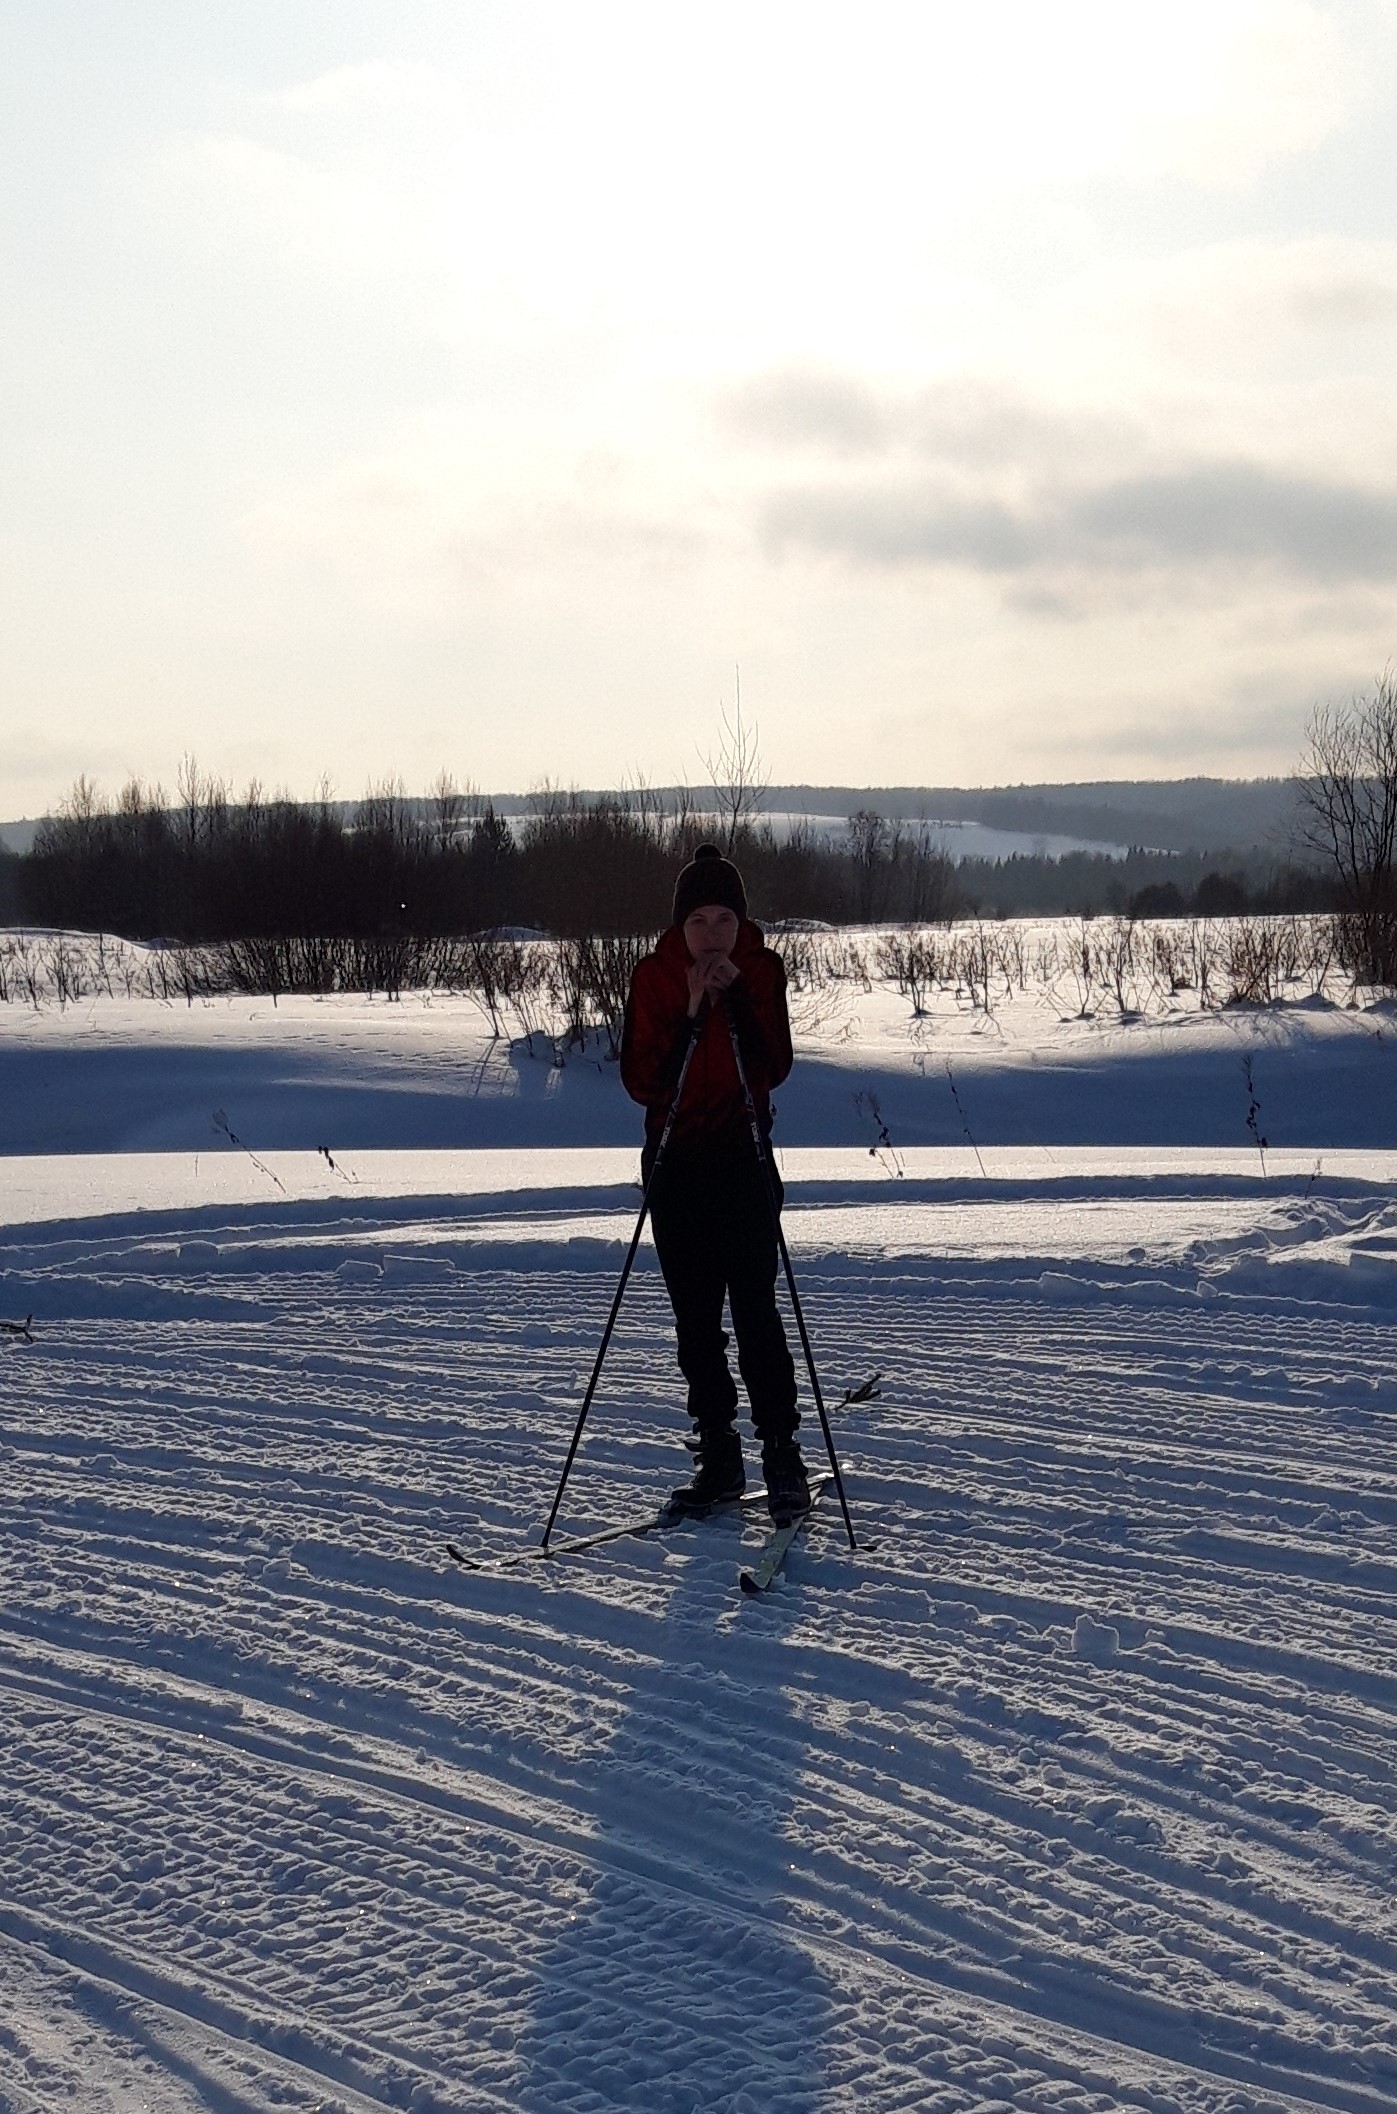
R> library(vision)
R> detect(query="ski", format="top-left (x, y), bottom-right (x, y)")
top-left (739, 1478), bottom-right (827, 1596)
top-left (446, 1486), bottom-right (768, 1574)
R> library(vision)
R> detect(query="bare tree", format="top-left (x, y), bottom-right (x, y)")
top-left (1296, 670), bottom-right (1397, 985)
top-left (847, 808), bottom-right (891, 922)
top-left (906, 823), bottom-right (958, 924)
top-left (176, 752), bottom-right (203, 855)
top-left (356, 775), bottom-right (417, 847)
top-left (40, 774), bottom-right (101, 860)
top-left (429, 769), bottom-right (476, 853)
top-left (660, 780), bottom-right (700, 858)
top-left (704, 671), bottom-right (768, 853)
top-left (176, 753), bottom-right (230, 856)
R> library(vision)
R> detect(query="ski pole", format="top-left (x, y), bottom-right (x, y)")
top-left (539, 1006), bottom-right (705, 1547)
top-left (723, 1002), bottom-right (859, 1549)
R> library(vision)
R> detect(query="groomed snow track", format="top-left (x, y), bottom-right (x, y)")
top-left (3, 1191), bottom-right (1397, 2114)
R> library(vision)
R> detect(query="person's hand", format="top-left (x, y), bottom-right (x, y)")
top-left (686, 953), bottom-right (740, 1017)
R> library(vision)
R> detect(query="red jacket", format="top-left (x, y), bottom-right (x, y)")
top-left (621, 921), bottom-right (793, 1155)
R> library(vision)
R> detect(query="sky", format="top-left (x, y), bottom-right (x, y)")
top-left (4, 0), bottom-right (1397, 818)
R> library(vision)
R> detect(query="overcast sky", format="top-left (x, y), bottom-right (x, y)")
top-left (4, 0), bottom-right (1397, 816)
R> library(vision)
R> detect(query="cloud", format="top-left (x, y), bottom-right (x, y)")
top-left (1118, 237), bottom-right (1397, 379)
top-left (159, 131), bottom-right (407, 279)
top-left (763, 484), bottom-right (1036, 572)
top-left (717, 368), bottom-right (891, 456)
top-left (717, 238), bottom-right (1397, 472)
top-left (267, 60), bottom-right (467, 124)
top-left (761, 458), bottom-right (1397, 588)
top-left (1070, 462), bottom-right (1397, 575)
top-left (720, 370), bottom-right (1138, 476)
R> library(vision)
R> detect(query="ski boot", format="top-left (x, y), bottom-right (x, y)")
top-left (762, 1437), bottom-right (811, 1526)
top-left (667, 1425), bottom-right (745, 1518)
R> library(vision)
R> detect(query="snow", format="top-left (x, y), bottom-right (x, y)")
top-left (759, 812), bottom-right (1130, 860)
top-left (3, 935), bottom-right (1397, 2112)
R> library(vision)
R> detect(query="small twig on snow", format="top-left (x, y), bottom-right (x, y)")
top-left (212, 1109), bottom-right (287, 1193)
top-left (834, 1372), bottom-right (882, 1410)
top-left (945, 1061), bottom-right (988, 1179)
top-left (1242, 1056), bottom-right (1268, 1177)
top-left (853, 1090), bottom-right (905, 1178)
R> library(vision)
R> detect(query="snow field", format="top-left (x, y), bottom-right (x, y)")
top-left (3, 1160), bottom-right (1397, 2113)
top-left (4, 922), bottom-right (1397, 1159)
top-left (4, 960), bottom-right (1397, 2110)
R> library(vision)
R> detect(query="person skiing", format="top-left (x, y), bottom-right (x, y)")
top-left (620, 843), bottom-right (811, 1525)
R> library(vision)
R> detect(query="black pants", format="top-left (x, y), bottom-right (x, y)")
top-left (646, 1149), bottom-right (799, 1448)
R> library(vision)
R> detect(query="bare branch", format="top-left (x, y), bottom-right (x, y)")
top-left (703, 671), bottom-right (768, 854)
top-left (1295, 668), bottom-right (1397, 984)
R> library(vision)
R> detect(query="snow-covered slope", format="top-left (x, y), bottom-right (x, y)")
top-left (3, 951), bottom-right (1396, 1157)
top-left (2, 961), bottom-right (1396, 2112)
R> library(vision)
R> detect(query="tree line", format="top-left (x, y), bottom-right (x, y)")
top-left (0, 846), bottom-right (19, 925)
top-left (15, 773), bottom-right (1324, 944)
top-left (15, 765), bottom-right (968, 941)
top-left (960, 848), bottom-right (1330, 920)
top-left (14, 662), bottom-right (1397, 987)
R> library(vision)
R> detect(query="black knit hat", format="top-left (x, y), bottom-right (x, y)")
top-left (672, 843), bottom-right (748, 927)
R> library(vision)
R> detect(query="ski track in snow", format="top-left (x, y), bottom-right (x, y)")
top-left (3, 1185), bottom-right (1397, 2114)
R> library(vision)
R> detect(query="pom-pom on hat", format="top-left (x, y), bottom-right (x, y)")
top-left (672, 843), bottom-right (748, 927)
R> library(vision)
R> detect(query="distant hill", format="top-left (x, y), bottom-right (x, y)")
top-left (0, 779), bottom-right (1302, 862)
top-left (432, 778), bottom-right (1301, 855)
top-left (754, 780), bottom-right (1301, 855)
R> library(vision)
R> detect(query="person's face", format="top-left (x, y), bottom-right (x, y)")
top-left (683, 904), bottom-right (740, 960)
